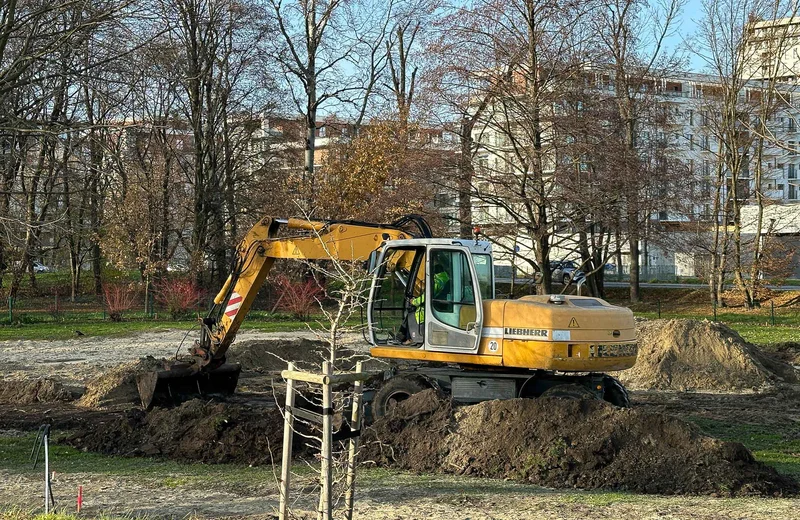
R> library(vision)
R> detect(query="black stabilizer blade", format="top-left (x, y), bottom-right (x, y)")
top-left (136, 363), bottom-right (241, 409)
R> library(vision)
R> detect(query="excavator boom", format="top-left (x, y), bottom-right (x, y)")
top-left (138, 215), bottom-right (426, 408)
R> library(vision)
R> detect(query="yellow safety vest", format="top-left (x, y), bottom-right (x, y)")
top-left (412, 271), bottom-right (449, 322)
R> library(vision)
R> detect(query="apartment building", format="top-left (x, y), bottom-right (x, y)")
top-left (469, 69), bottom-right (800, 278)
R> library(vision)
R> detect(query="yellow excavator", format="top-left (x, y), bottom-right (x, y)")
top-left (137, 215), bottom-right (638, 412)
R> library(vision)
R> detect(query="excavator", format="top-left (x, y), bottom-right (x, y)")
top-left (137, 215), bottom-right (638, 413)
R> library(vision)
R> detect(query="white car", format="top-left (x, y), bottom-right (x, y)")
top-left (32, 261), bottom-right (53, 273)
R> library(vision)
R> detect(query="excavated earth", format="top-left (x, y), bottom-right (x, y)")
top-left (0, 377), bottom-right (75, 404)
top-left (66, 399), bottom-right (289, 464)
top-left (620, 319), bottom-right (799, 391)
top-left (360, 390), bottom-right (798, 497)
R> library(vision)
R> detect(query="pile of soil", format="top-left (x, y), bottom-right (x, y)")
top-left (620, 319), bottom-right (799, 391)
top-left (78, 357), bottom-right (165, 408)
top-left (68, 399), bottom-right (287, 465)
top-left (0, 378), bottom-right (74, 404)
top-left (361, 390), bottom-right (798, 496)
top-left (228, 338), bottom-right (360, 372)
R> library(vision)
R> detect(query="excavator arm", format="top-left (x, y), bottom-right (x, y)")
top-left (137, 215), bottom-right (428, 408)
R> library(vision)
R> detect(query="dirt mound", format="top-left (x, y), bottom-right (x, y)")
top-left (361, 390), bottom-right (798, 496)
top-left (78, 357), bottom-right (165, 408)
top-left (228, 338), bottom-right (360, 372)
top-left (68, 399), bottom-right (287, 464)
top-left (0, 378), bottom-right (74, 404)
top-left (619, 319), bottom-right (799, 391)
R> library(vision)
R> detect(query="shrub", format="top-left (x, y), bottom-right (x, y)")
top-left (154, 278), bottom-right (205, 320)
top-left (274, 274), bottom-right (324, 320)
top-left (102, 283), bottom-right (138, 321)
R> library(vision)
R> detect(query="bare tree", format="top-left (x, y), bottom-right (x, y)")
top-left (595, 0), bottom-right (685, 302)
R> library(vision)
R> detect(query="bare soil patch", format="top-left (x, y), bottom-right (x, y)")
top-left (769, 342), bottom-right (800, 365)
top-left (0, 378), bottom-right (74, 404)
top-left (620, 319), bottom-right (799, 391)
top-left (228, 337), bottom-right (361, 373)
top-left (361, 390), bottom-right (798, 497)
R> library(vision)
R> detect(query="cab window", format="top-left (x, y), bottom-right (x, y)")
top-left (429, 249), bottom-right (477, 330)
top-left (370, 247), bottom-right (424, 343)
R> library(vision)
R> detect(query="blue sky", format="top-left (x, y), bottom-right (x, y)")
top-left (667, 0), bottom-right (704, 72)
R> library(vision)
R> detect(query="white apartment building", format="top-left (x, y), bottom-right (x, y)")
top-left (470, 70), bottom-right (800, 279)
top-left (744, 16), bottom-right (800, 82)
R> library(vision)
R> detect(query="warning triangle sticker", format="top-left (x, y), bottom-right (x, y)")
top-left (569, 317), bottom-right (580, 328)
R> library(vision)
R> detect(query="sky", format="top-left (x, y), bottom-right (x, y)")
top-left (666, 0), bottom-right (705, 72)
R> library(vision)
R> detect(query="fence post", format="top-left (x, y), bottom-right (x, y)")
top-left (713, 300), bottom-right (717, 322)
top-left (318, 362), bottom-right (333, 520)
top-left (345, 362), bottom-right (364, 520)
top-left (278, 362), bottom-right (296, 520)
top-left (657, 299), bottom-right (661, 319)
top-left (771, 300), bottom-right (776, 326)
top-left (7, 296), bottom-right (13, 323)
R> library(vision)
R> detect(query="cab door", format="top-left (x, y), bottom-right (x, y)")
top-left (425, 245), bottom-right (483, 353)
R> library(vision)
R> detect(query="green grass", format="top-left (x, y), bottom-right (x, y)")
top-left (0, 313), bottom-right (361, 341)
top-left (0, 434), bottom-right (310, 491)
top-left (688, 418), bottom-right (800, 478)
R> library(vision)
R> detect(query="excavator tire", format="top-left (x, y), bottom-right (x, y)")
top-left (371, 376), bottom-right (429, 422)
top-left (602, 375), bottom-right (630, 408)
top-left (540, 383), bottom-right (597, 401)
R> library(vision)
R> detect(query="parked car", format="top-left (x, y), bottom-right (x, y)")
top-left (551, 260), bottom-right (585, 285)
top-left (32, 261), bottom-right (53, 273)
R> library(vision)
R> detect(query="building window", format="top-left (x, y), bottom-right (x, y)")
top-left (688, 109), bottom-right (694, 126)
top-left (790, 184), bottom-right (797, 199)
top-left (789, 118), bottom-right (797, 133)
top-left (790, 164), bottom-right (797, 179)
top-left (778, 183), bottom-right (785, 191)
top-left (702, 160), bottom-right (711, 176)
top-left (791, 141), bottom-right (797, 156)
top-left (689, 134), bottom-right (694, 150)
top-left (703, 135), bottom-right (710, 150)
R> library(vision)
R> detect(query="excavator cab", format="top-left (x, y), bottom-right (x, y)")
top-left (367, 240), bottom-right (493, 354)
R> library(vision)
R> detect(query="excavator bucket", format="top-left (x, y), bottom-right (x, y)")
top-left (136, 363), bottom-right (241, 409)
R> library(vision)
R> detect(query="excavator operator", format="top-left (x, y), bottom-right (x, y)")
top-left (398, 256), bottom-right (450, 345)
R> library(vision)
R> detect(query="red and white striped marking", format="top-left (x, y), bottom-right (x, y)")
top-left (225, 292), bottom-right (243, 318)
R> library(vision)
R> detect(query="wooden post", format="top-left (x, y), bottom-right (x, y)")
top-left (278, 362), bottom-right (296, 520)
top-left (318, 362), bottom-right (333, 520)
top-left (344, 361), bottom-right (364, 520)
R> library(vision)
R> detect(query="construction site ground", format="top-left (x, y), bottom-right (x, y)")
top-left (1, 326), bottom-right (799, 519)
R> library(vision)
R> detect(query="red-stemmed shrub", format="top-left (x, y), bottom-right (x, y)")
top-left (103, 283), bottom-right (139, 322)
top-left (154, 278), bottom-right (205, 320)
top-left (274, 274), bottom-right (324, 320)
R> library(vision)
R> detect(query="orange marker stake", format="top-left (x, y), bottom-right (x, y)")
top-left (77, 485), bottom-right (83, 513)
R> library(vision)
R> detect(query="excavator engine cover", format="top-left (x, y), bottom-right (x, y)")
top-left (136, 363), bottom-right (241, 409)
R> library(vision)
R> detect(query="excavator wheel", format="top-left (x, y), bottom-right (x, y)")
top-left (370, 376), bottom-right (429, 422)
top-left (602, 375), bottom-right (630, 408)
